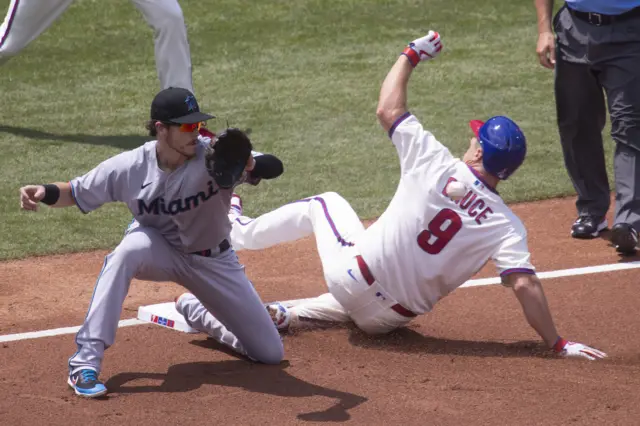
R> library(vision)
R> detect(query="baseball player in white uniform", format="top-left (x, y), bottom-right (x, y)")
top-left (19, 87), bottom-right (285, 398)
top-left (179, 31), bottom-right (608, 361)
top-left (0, 0), bottom-right (193, 92)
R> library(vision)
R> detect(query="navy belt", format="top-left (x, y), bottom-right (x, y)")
top-left (191, 239), bottom-right (231, 257)
top-left (355, 255), bottom-right (417, 318)
top-left (567, 5), bottom-right (640, 26)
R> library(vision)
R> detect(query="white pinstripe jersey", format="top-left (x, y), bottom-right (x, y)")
top-left (356, 113), bottom-right (535, 314)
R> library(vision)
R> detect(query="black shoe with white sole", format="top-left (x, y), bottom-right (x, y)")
top-left (611, 223), bottom-right (639, 254)
top-left (570, 215), bottom-right (608, 239)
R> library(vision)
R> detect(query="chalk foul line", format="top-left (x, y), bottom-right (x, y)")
top-left (1, 260), bottom-right (639, 343)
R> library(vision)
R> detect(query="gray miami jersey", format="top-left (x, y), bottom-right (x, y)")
top-left (69, 136), bottom-right (232, 253)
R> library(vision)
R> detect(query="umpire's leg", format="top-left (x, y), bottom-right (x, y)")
top-left (555, 58), bottom-right (610, 219)
top-left (553, 6), bottom-right (610, 221)
top-left (597, 20), bottom-right (640, 252)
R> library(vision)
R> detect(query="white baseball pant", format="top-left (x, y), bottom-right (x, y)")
top-left (0, 0), bottom-right (193, 92)
top-left (223, 192), bottom-right (415, 334)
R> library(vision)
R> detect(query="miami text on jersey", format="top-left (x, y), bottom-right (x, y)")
top-left (441, 177), bottom-right (493, 224)
top-left (138, 180), bottom-right (219, 216)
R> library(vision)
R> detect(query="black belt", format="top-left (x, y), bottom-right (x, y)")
top-left (567, 5), bottom-right (640, 26)
top-left (191, 238), bottom-right (231, 257)
top-left (355, 255), bottom-right (417, 318)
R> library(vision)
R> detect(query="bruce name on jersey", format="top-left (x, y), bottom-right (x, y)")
top-left (441, 176), bottom-right (493, 224)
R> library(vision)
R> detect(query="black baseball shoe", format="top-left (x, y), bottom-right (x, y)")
top-left (610, 223), bottom-right (639, 254)
top-left (570, 215), bottom-right (608, 239)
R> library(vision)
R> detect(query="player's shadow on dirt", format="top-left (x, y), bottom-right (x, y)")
top-left (348, 327), bottom-right (554, 359)
top-left (105, 358), bottom-right (367, 422)
top-left (0, 124), bottom-right (148, 150)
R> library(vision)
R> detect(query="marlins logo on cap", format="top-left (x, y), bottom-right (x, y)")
top-left (185, 95), bottom-right (197, 112)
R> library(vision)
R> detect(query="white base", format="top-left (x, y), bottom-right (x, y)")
top-left (137, 302), bottom-right (199, 333)
top-left (136, 297), bottom-right (317, 334)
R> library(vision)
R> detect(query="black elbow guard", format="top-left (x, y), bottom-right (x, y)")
top-left (251, 154), bottom-right (284, 180)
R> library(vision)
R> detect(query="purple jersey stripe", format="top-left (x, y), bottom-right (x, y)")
top-left (235, 217), bottom-right (254, 226)
top-left (0, 0), bottom-right (20, 49)
top-left (295, 197), bottom-right (354, 247)
top-left (500, 268), bottom-right (535, 277)
top-left (388, 111), bottom-right (412, 139)
top-left (234, 196), bottom-right (354, 247)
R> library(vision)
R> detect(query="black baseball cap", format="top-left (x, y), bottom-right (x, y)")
top-left (150, 87), bottom-right (215, 124)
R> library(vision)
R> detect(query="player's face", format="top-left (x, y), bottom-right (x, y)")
top-left (463, 137), bottom-right (483, 164)
top-left (165, 124), bottom-right (200, 158)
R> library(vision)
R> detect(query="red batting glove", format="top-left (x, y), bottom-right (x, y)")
top-left (402, 30), bottom-right (443, 67)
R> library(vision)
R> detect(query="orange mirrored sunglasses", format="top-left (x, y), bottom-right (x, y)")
top-left (178, 122), bottom-right (204, 133)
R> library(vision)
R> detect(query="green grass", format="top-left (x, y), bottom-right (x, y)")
top-left (0, 0), bottom-right (616, 260)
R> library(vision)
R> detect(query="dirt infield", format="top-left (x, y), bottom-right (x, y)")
top-left (1, 196), bottom-right (639, 425)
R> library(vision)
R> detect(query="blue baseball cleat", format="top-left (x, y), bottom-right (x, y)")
top-left (67, 369), bottom-right (108, 398)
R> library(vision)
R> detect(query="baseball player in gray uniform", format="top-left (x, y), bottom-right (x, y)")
top-left (0, 0), bottom-right (193, 92)
top-left (19, 87), bottom-right (284, 398)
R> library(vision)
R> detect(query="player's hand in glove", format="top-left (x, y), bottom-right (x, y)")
top-left (552, 337), bottom-right (607, 360)
top-left (204, 128), bottom-right (253, 189)
top-left (402, 30), bottom-right (443, 67)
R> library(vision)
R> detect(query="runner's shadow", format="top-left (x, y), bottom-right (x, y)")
top-left (105, 359), bottom-right (367, 422)
top-left (0, 124), bottom-right (148, 149)
top-left (348, 327), bottom-right (553, 359)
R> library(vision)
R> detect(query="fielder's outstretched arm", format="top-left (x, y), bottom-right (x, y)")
top-left (19, 182), bottom-right (76, 211)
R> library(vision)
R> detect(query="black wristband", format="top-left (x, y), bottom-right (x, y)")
top-left (41, 184), bottom-right (61, 206)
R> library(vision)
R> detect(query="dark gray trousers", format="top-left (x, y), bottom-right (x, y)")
top-left (554, 5), bottom-right (640, 230)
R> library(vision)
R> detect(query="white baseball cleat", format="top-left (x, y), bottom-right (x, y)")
top-left (266, 303), bottom-right (291, 331)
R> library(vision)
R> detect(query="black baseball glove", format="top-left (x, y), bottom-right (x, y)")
top-left (204, 128), bottom-right (253, 189)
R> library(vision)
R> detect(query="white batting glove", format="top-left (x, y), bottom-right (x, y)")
top-left (553, 337), bottom-right (607, 361)
top-left (402, 30), bottom-right (443, 67)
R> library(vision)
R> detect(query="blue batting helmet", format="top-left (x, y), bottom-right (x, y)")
top-left (469, 116), bottom-right (527, 180)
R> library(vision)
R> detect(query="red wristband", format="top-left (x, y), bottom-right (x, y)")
top-left (402, 46), bottom-right (421, 67)
top-left (552, 336), bottom-right (567, 352)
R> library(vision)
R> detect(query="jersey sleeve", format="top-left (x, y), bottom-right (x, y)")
top-left (491, 223), bottom-right (536, 285)
top-left (388, 112), bottom-right (455, 175)
top-left (69, 156), bottom-right (127, 213)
